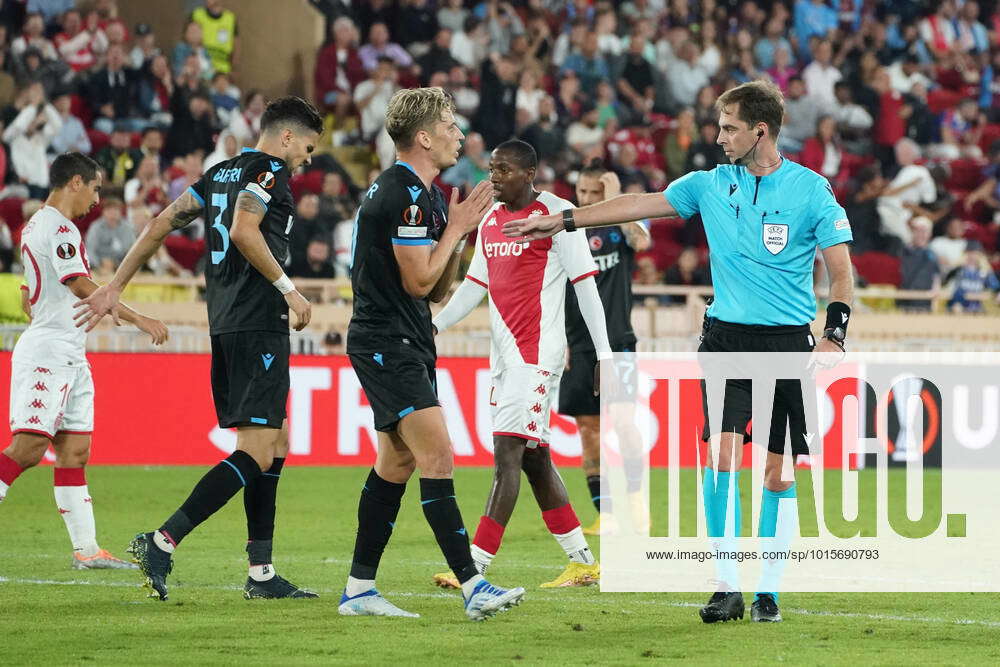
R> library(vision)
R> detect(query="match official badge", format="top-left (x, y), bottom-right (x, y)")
top-left (257, 171), bottom-right (276, 189)
top-left (56, 243), bottom-right (76, 259)
top-left (763, 223), bottom-right (788, 254)
top-left (402, 204), bottom-right (423, 225)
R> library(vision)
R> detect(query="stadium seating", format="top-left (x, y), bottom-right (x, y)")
top-left (852, 252), bottom-right (902, 287)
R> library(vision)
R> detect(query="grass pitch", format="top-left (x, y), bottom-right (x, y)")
top-left (1, 466), bottom-right (997, 665)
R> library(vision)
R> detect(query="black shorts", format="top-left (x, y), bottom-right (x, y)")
top-left (559, 346), bottom-right (637, 417)
top-left (349, 349), bottom-right (439, 432)
top-left (698, 318), bottom-right (815, 456)
top-left (210, 331), bottom-right (289, 429)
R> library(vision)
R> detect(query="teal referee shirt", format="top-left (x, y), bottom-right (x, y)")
top-left (664, 159), bottom-right (853, 326)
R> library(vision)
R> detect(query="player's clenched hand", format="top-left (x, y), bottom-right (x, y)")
top-left (502, 212), bottom-right (562, 241)
top-left (285, 290), bottom-right (312, 331)
top-left (448, 181), bottom-right (494, 235)
top-left (137, 316), bottom-right (169, 345)
top-left (73, 284), bottom-right (122, 331)
top-left (808, 337), bottom-right (845, 372)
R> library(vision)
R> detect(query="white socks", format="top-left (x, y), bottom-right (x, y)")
top-left (0, 480), bottom-right (9, 502)
top-left (345, 575), bottom-right (375, 597)
top-left (461, 573), bottom-right (484, 599)
top-left (470, 544), bottom-right (495, 575)
top-left (153, 530), bottom-right (175, 553)
top-left (249, 564), bottom-right (276, 582)
top-left (54, 476), bottom-right (99, 557)
top-left (552, 527), bottom-right (596, 565)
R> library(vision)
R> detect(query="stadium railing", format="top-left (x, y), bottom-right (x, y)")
top-left (3, 276), bottom-right (998, 354)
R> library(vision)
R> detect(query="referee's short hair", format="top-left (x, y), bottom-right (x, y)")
top-left (260, 96), bottom-right (324, 137)
top-left (50, 152), bottom-right (99, 189)
top-left (716, 79), bottom-right (784, 139)
top-left (385, 87), bottom-right (456, 150)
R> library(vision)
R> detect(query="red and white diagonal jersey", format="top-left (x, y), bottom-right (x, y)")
top-left (465, 191), bottom-right (598, 374)
top-left (13, 206), bottom-right (92, 366)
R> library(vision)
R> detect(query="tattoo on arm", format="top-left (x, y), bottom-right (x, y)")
top-left (235, 191), bottom-right (267, 217)
top-left (167, 191), bottom-right (205, 230)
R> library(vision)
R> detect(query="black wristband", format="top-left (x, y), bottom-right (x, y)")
top-left (823, 301), bottom-right (851, 345)
top-left (562, 208), bottom-right (577, 232)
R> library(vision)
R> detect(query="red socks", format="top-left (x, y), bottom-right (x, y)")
top-left (542, 503), bottom-right (581, 535)
top-left (0, 452), bottom-right (24, 486)
top-left (472, 515), bottom-right (505, 554)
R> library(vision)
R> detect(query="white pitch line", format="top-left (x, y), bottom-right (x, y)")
top-left (7, 554), bottom-right (987, 587)
top-left (2, 575), bottom-right (998, 629)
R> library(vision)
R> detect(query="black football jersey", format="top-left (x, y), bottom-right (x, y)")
top-left (347, 161), bottom-right (448, 359)
top-left (565, 224), bottom-right (641, 352)
top-left (189, 148), bottom-right (294, 335)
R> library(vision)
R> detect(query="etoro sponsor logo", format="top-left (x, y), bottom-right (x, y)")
top-left (484, 240), bottom-right (524, 258)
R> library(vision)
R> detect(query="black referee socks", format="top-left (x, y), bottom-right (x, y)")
top-left (160, 450), bottom-right (262, 546)
top-left (419, 477), bottom-right (479, 584)
top-left (350, 468), bottom-right (407, 580)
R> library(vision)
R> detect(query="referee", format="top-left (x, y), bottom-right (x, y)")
top-left (502, 80), bottom-right (854, 624)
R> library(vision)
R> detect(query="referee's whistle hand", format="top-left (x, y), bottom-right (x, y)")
top-left (502, 213), bottom-right (561, 242)
top-left (449, 181), bottom-right (494, 235)
top-left (808, 338), bottom-right (845, 372)
top-left (285, 290), bottom-right (312, 331)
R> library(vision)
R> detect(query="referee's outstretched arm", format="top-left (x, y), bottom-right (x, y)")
top-left (501, 192), bottom-right (674, 240)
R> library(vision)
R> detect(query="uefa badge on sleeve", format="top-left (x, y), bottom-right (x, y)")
top-left (56, 243), bottom-right (76, 259)
top-left (257, 171), bottom-right (276, 189)
top-left (398, 204), bottom-right (428, 238)
top-left (402, 205), bottom-right (423, 225)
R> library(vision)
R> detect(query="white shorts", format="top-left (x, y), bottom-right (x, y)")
top-left (9, 361), bottom-right (94, 438)
top-left (490, 365), bottom-right (560, 447)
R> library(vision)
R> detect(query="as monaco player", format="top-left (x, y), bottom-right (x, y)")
top-left (431, 140), bottom-right (613, 588)
top-left (0, 153), bottom-right (168, 568)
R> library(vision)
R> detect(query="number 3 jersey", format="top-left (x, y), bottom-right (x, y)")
top-left (189, 148), bottom-right (294, 335)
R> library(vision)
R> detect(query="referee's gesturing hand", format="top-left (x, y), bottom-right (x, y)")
top-left (808, 336), bottom-right (846, 371)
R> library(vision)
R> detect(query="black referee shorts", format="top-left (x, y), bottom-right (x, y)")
top-left (698, 317), bottom-right (815, 456)
top-left (349, 349), bottom-right (440, 432)
top-left (558, 346), bottom-right (637, 417)
top-left (210, 331), bottom-right (289, 429)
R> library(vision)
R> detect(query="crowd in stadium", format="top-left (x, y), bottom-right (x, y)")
top-left (0, 0), bottom-right (998, 313)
